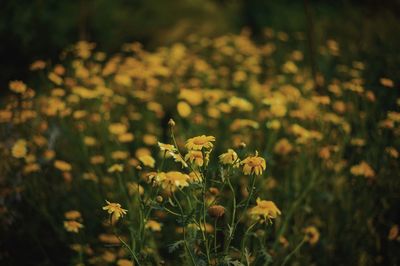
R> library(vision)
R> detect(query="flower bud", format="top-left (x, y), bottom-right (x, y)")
top-left (208, 205), bottom-right (225, 218)
top-left (168, 118), bottom-right (176, 127)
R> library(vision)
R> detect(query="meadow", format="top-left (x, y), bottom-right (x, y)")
top-left (1, 28), bottom-right (399, 265)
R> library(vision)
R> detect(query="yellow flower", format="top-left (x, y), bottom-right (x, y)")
top-left (143, 134), bottom-right (157, 145)
top-left (385, 147), bottom-right (399, 158)
top-left (188, 171), bottom-right (202, 183)
top-left (177, 101), bottom-right (192, 118)
top-left (139, 155), bottom-right (156, 168)
top-left (185, 150), bottom-right (206, 167)
top-left (111, 151), bottom-right (129, 160)
top-left (219, 149), bottom-right (239, 166)
top-left (350, 161), bottom-right (375, 178)
top-left (241, 152), bottom-right (266, 175)
top-left (388, 225), bottom-right (399, 240)
top-left (117, 259), bottom-right (134, 266)
top-left (84, 136), bottom-right (97, 146)
top-left (304, 226), bottom-right (320, 245)
top-left (11, 139), bottom-right (27, 158)
top-left (90, 155), bottom-right (105, 164)
top-left (64, 220), bottom-right (84, 233)
top-left (118, 133), bottom-right (134, 143)
top-left (54, 160), bottom-right (72, 171)
top-left (185, 135), bottom-right (215, 150)
top-left (380, 77), bottom-right (394, 88)
top-left (145, 219), bottom-right (162, 232)
top-left (153, 171), bottom-right (190, 192)
top-left (102, 200), bottom-right (128, 221)
top-left (171, 152), bottom-right (188, 168)
top-left (249, 198), bottom-right (281, 222)
top-left (65, 210), bottom-right (82, 220)
top-left (108, 164), bottom-right (124, 173)
top-left (109, 123), bottom-right (128, 135)
top-left (274, 138), bottom-right (293, 155)
top-left (9, 80), bottom-right (27, 94)
top-left (158, 142), bottom-right (176, 152)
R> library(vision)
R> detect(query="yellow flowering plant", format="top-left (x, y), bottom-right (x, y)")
top-left (0, 29), bottom-right (399, 266)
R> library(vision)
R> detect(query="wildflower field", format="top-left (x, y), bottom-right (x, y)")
top-left (1, 27), bottom-right (400, 266)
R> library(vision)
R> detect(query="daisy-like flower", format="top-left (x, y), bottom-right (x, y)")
top-left (153, 171), bottom-right (190, 192)
top-left (64, 220), bottom-right (84, 233)
top-left (241, 152), bottom-right (266, 175)
top-left (185, 150), bottom-right (207, 167)
top-left (11, 139), bottom-right (27, 158)
top-left (9, 80), bottom-right (27, 94)
top-left (54, 160), bottom-right (72, 171)
top-left (219, 149), bottom-right (239, 166)
top-left (64, 210), bottom-right (82, 220)
top-left (102, 200), bottom-right (128, 221)
top-left (249, 198), bottom-right (281, 223)
top-left (304, 226), bottom-right (320, 245)
top-left (158, 142), bottom-right (176, 152)
top-left (139, 155), bottom-right (156, 168)
top-left (145, 219), bottom-right (162, 232)
top-left (350, 161), bottom-right (375, 178)
top-left (185, 135), bottom-right (215, 151)
top-left (108, 164), bottom-right (124, 173)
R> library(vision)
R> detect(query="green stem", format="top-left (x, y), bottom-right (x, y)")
top-left (281, 238), bottom-right (306, 266)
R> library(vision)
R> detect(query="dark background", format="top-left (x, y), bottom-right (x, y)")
top-left (1, 0), bottom-right (400, 90)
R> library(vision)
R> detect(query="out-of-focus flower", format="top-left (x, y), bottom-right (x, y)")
top-left (208, 205), bottom-right (225, 218)
top-left (64, 220), bottom-right (84, 233)
top-left (145, 220), bottom-right (162, 232)
top-left (9, 81), bottom-right (27, 93)
top-left (11, 139), bottom-right (27, 158)
top-left (139, 155), bottom-right (155, 168)
top-left (54, 160), bottom-right (72, 171)
top-left (65, 210), bottom-right (82, 220)
top-left (107, 164), bottom-right (124, 173)
top-left (109, 123), bottom-right (128, 135)
top-left (380, 78), bottom-right (394, 88)
top-left (102, 200), bottom-right (128, 221)
top-left (117, 259), bottom-right (133, 266)
top-left (385, 147), bottom-right (399, 158)
top-left (350, 161), bottom-right (375, 178)
top-left (388, 225), bottom-right (399, 240)
top-left (304, 226), bottom-right (320, 245)
top-left (177, 101), bottom-right (192, 118)
top-left (274, 138), bottom-right (293, 155)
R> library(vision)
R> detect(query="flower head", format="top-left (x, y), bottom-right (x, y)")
top-left (185, 150), bottom-right (208, 167)
top-left (219, 149), bottom-right (239, 166)
top-left (108, 164), bottom-right (124, 173)
top-left (11, 139), bottom-right (27, 158)
top-left (304, 226), bottom-right (320, 245)
top-left (64, 220), bottom-right (84, 233)
top-left (249, 198), bottom-right (281, 223)
top-left (9, 80), bottom-right (27, 94)
top-left (145, 219), bottom-right (162, 232)
top-left (139, 155), bottom-right (155, 168)
top-left (152, 171), bottom-right (190, 193)
top-left (102, 200), bottom-right (128, 221)
top-left (241, 152), bottom-right (266, 175)
top-left (185, 135), bottom-right (215, 151)
top-left (350, 161), bottom-right (375, 178)
top-left (158, 142), bottom-right (176, 152)
top-left (54, 160), bottom-right (72, 171)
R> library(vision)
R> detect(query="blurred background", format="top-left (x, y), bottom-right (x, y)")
top-left (1, 0), bottom-right (400, 91)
